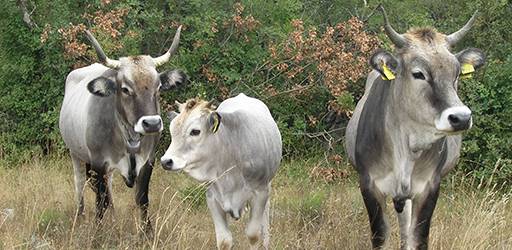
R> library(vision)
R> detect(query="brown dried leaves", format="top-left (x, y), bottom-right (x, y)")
top-left (270, 17), bottom-right (380, 113)
top-left (57, 7), bottom-right (129, 68)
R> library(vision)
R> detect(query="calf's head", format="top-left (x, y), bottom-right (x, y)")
top-left (85, 27), bottom-right (187, 149)
top-left (160, 98), bottom-right (222, 174)
top-left (372, 7), bottom-right (485, 134)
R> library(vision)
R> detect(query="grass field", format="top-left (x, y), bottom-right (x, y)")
top-left (0, 156), bottom-right (511, 249)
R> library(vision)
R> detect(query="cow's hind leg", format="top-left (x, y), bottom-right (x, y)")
top-left (71, 153), bottom-right (86, 216)
top-left (246, 185), bottom-right (271, 250)
top-left (206, 188), bottom-right (232, 250)
top-left (89, 166), bottom-right (112, 222)
top-left (410, 183), bottom-right (440, 250)
top-left (135, 161), bottom-right (153, 235)
top-left (360, 181), bottom-right (388, 249)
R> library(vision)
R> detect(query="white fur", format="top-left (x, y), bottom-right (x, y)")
top-left (162, 93), bottom-right (281, 249)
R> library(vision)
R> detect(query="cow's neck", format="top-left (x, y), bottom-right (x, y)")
top-left (379, 82), bottom-right (447, 198)
top-left (386, 83), bottom-right (445, 159)
top-left (114, 107), bottom-right (141, 154)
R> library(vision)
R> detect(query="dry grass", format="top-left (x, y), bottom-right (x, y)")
top-left (0, 156), bottom-right (511, 249)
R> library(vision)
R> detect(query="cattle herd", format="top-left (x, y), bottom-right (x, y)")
top-left (57, 6), bottom-right (485, 250)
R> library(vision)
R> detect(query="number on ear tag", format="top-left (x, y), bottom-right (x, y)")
top-left (381, 63), bottom-right (396, 81)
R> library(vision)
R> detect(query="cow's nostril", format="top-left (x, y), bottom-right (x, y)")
top-left (448, 113), bottom-right (471, 131)
top-left (142, 120), bottom-right (150, 128)
top-left (448, 114), bottom-right (460, 125)
top-left (141, 118), bottom-right (162, 132)
top-left (161, 159), bottom-right (173, 170)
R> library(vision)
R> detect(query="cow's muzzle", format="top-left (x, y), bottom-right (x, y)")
top-left (134, 115), bottom-right (163, 134)
top-left (435, 106), bottom-right (472, 132)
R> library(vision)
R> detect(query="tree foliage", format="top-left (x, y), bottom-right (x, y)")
top-left (0, 0), bottom-right (510, 184)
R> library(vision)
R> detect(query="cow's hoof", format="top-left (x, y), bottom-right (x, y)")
top-left (248, 234), bottom-right (260, 245)
top-left (218, 239), bottom-right (233, 250)
top-left (138, 222), bottom-right (154, 240)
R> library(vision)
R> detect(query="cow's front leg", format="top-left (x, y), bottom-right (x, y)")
top-left (71, 153), bottom-right (86, 216)
top-left (246, 185), bottom-right (271, 250)
top-left (206, 188), bottom-right (232, 250)
top-left (135, 160), bottom-right (153, 235)
top-left (90, 166), bottom-right (113, 222)
top-left (396, 199), bottom-right (413, 250)
top-left (410, 182), bottom-right (440, 250)
top-left (360, 177), bottom-right (389, 249)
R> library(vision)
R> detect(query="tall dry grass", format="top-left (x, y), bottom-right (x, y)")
top-left (0, 156), bottom-right (510, 249)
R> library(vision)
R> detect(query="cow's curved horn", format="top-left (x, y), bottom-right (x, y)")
top-left (153, 26), bottom-right (182, 67)
top-left (379, 6), bottom-right (407, 48)
top-left (85, 30), bottom-right (121, 69)
top-left (446, 11), bottom-right (478, 46)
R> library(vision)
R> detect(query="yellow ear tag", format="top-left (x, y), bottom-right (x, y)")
top-left (460, 63), bottom-right (475, 79)
top-left (211, 115), bottom-right (220, 133)
top-left (381, 63), bottom-right (396, 81)
top-left (461, 63), bottom-right (475, 75)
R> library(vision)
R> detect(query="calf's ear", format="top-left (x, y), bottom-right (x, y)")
top-left (87, 77), bottom-right (117, 97)
top-left (160, 69), bottom-right (188, 91)
top-left (207, 112), bottom-right (222, 133)
top-left (370, 50), bottom-right (399, 81)
top-left (167, 111), bottom-right (179, 122)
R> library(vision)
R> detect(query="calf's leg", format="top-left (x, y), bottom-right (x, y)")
top-left (246, 186), bottom-right (271, 250)
top-left (206, 188), bottom-right (232, 250)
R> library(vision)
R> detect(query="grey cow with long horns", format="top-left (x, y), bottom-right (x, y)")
top-left (59, 26), bottom-right (187, 232)
top-left (345, 6), bottom-right (485, 249)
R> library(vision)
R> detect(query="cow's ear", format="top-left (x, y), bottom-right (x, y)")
top-left (370, 50), bottom-right (399, 81)
top-left (457, 48), bottom-right (486, 72)
top-left (167, 111), bottom-right (179, 122)
top-left (87, 77), bottom-right (117, 97)
top-left (160, 69), bottom-right (188, 91)
top-left (207, 112), bottom-right (222, 134)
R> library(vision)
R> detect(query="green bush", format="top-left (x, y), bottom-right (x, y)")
top-left (458, 56), bottom-right (512, 184)
top-left (0, 0), bottom-right (510, 186)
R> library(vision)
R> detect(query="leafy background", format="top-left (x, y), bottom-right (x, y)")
top-left (0, 0), bottom-right (510, 185)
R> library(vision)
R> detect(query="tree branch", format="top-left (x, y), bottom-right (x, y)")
top-left (17, 0), bottom-right (38, 29)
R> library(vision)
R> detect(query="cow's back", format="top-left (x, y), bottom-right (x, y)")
top-left (217, 93), bottom-right (282, 184)
top-left (59, 63), bottom-right (111, 162)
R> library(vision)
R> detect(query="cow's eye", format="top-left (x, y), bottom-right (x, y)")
top-left (190, 129), bottom-right (201, 136)
top-left (412, 71), bottom-right (425, 80)
top-left (121, 87), bottom-right (131, 95)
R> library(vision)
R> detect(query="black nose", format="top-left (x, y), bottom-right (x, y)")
top-left (161, 158), bottom-right (173, 170)
top-left (228, 209), bottom-right (241, 220)
top-left (142, 118), bottom-right (162, 133)
top-left (448, 113), bottom-right (471, 131)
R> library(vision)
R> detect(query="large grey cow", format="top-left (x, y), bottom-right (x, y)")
top-left (59, 27), bottom-right (187, 231)
top-left (160, 94), bottom-right (282, 250)
top-left (345, 7), bottom-right (485, 249)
